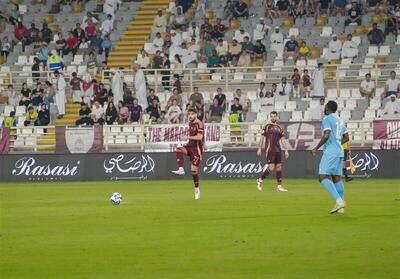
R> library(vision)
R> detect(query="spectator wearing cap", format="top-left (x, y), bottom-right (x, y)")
top-left (14, 21), bottom-right (29, 52)
top-left (233, 27), bottom-right (251, 43)
top-left (233, 0), bottom-right (249, 19)
top-left (253, 17), bottom-right (271, 41)
top-left (381, 95), bottom-right (400, 119)
top-left (324, 34), bottom-right (342, 62)
top-left (382, 71), bottom-right (400, 100)
top-left (283, 35), bottom-right (298, 62)
top-left (368, 23), bottom-right (385, 45)
top-left (359, 73), bottom-right (375, 100)
top-left (345, 1), bottom-right (362, 26)
top-left (270, 26), bottom-right (284, 53)
top-left (153, 9), bottom-right (167, 33)
top-left (211, 18), bottom-right (227, 39)
top-left (341, 34), bottom-right (358, 59)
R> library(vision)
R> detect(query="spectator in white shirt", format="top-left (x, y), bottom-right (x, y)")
top-left (170, 29), bottom-right (182, 47)
top-left (82, 12), bottom-right (98, 30)
top-left (270, 26), bottom-right (284, 53)
top-left (167, 99), bottom-right (182, 123)
top-left (181, 25), bottom-right (191, 42)
top-left (152, 32), bottom-right (164, 53)
top-left (233, 27), bottom-right (251, 43)
top-left (381, 95), bottom-right (400, 119)
top-left (235, 88), bottom-right (251, 113)
top-left (310, 97), bottom-right (325, 120)
top-left (153, 9), bottom-right (167, 33)
top-left (216, 39), bottom-right (228, 56)
top-left (136, 50), bottom-right (150, 69)
top-left (253, 17), bottom-right (270, 41)
top-left (91, 101), bottom-right (105, 124)
top-left (324, 34), bottom-right (342, 62)
top-left (341, 34), bottom-right (358, 59)
top-left (382, 71), bottom-right (400, 100)
top-left (359, 73), bottom-right (375, 100)
top-left (100, 14), bottom-right (113, 37)
top-left (188, 22), bottom-right (200, 40)
top-left (172, 7), bottom-right (187, 29)
top-left (276, 77), bottom-right (292, 102)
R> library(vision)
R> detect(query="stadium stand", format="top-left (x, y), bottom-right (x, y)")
top-left (0, 0), bottom-right (399, 152)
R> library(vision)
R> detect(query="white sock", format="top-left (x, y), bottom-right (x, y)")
top-left (336, 198), bottom-right (344, 204)
top-left (179, 167), bottom-right (184, 171)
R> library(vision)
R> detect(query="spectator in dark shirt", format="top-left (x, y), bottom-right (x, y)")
top-left (254, 40), bottom-right (266, 64)
top-left (41, 23), bottom-right (53, 44)
top-left (90, 33), bottom-right (103, 54)
top-left (195, 101), bottom-right (205, 121)
top-left (147, 89), bottom-right (160, 107)
top-left (35, 103), bottom-right (50, 126)
top-left (129, 98), bottom-right (143, 123)
top-left (276, 0), bottom-right (290, 17)
top-left (105, 101), bottom-right (118, 124)
top-left (368, 23), bottom-right (385, 45)
top-left (319, 0), bottom-right (332, 15)
top-left (208, 98), bottom-right (224, 123)
top-left (76, 102), bottom-right (94, 126)
top-left (345, 2), bottom-right (362, 26)
top-left (231, 97), bottom-right (243, 114)
top-left (172, 74), bottom-right (182, 93)
top-left (73, 23), bottom-right (86, 42)
top-left (146, 98), bottom-right (161, 121)
top-left (283, 35), bottom-right (298, 62)
top-left (233, 0), bottom-right (249, 19)
top-left (214, 87), bottom-right (227, 109)
top-left (211, 18), bottom-right (227, 39)
top-left (31, 57), bottom-right (41, 81)
top-left (241, 36), bottom-right (254, 53)
top-left (152, 50), bottom-right (163, 69)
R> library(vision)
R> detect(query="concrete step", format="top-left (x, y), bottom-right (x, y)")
top-left (108, 56), bottom-right (134, 62)
top-left (120, 35), bottom-right (149, 40)
top-left (114, 45), bottom-right (143, 51)
top-left (116, 41), bottom-right (146, 46)
top-left (107, 61), bottom-right (133, 68)
top-left (126, 25), bottom-right (152, 30)
top-left (110, 51), bottom-right (139, 56)
top-left (123, 30), bottom-right (152, 35)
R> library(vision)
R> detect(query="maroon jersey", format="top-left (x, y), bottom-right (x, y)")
top-left (303, 74), bottom-right (311, 87)
top-left (262, 123), bottom-right (285, 152)
top-left (186, 120), bottom-right (205, 151)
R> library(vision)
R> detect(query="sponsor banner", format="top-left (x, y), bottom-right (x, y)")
top-left (280, 121), bottom-right (322, 150)
top-left (0, 127), bottom-right (10, 154)
top-left (56, 126), bottom-right (103, 153)
top-left (0, 150), bottom-right (398, 181)
top-left (373, 120), bottom-right (400, 150)
top-left (145, 124), bottom-right (223, 152)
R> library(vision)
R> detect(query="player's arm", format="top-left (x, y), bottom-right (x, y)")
top-left (257, 125), bottom-right (266, 156)
top-left (310, 130), bottom-right (330, 156)
top-left (280, 137), bottom-right (289, 159)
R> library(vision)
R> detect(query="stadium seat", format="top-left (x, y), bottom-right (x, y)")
top-left (196, 63), bottom-right (208, 73)
top-left (15, 56), bottom-right (28, 66)
top-left (327, 89), bottom-right (338, 98)
top-left (72, 55), bottom-right (84, 65)
top-left (366, 46), bottom-right (379, 57)
top-left (256, 72), bottom-right (266, 81)
top-left (351, 88), bottom-right (361, 99)
top-left (286, 101), bottom-right (296, 111)
top-left (211, 73), bottom-right (222, 81)
top-left (340, 88), bottom-right (351, 98)
top-left (364, 110), bottom-right (376, 120)
top-left (124, 75), bottom-right (134, 83)
top-left (346, 99), bottom-right (357, 109)
top-left (274, 101), bottom-right (285, 111)
top-left (233, 72), bottom-right (244, 82)
top-left (379, 46), bottom-right (390, 56)
top-left (15, 106), bottom-right (26, 116)
top-left (77, 65), bottom-right (87, 75)
top-left (272, 60), bottom-right (283, 71)
top-left (288, 28), bottom-right (299, 37)
top-left (340, 110), bottom-right (351, 121)
top-left (363, 57), bottom-right (375, 68)
top-left (320, 26), bottom-right (332, 37)
top-left (4, 106), bottom-right (15, 116)
top-left (303, 110), bottom-right (311, 120)
top-left (370, 99), bottom-right (380, 110)
top-left (291, 111), bottom-right (302, 121)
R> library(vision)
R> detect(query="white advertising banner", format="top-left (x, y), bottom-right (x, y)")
top-left (145, 124), bottom-right (223, 153)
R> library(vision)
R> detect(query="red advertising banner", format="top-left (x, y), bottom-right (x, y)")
top-left (373, 120), bottom-right (400, 150)
top-left (0, 127), bottom-right (10, 154)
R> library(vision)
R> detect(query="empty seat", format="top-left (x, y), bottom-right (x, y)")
top-left (233, 72), bottom-right (244, 81)
top-left (366, 46), bottom-right (379, 57)
top-left (211, 72), bottom-right (222, 81)
top-left (327, 89), bottom-right (338, 98)
top-left (256, 72), bottom-right (266, 81)
top-left (288, 28), bottom-right (299, 37)
top-left (15, 56), bottom-right (28, 65)
top-left (346, 99), bottom-right (357, 109)
top-left (286, 101), bottom-right (296, 111)
top-left (291, 111), bottom-right (302, 121)
top-left (274, 101), bottom-right (285, 111)
top-left (321, 26), bottom-right (332, 37)
top-left (379, 45), bottom-right (390, 56)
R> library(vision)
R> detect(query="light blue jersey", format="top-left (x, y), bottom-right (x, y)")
top-left (319, 113), bottom-right (348, 176)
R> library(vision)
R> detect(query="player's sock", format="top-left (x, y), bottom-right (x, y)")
top-left (276, 171), bottom-right (283, 186)
top-left (260, 169), bottom-right (270, 180)
top-left (176, 152), bottom-right (184, 168)
top-left (343, 168), bottom-right (349, 179)
top-left (321, 178), bottom-right (342, 201)
top-left (334, 181), bottom-right (345, 199)
top-left (192, 174), bottom-right (199, 188)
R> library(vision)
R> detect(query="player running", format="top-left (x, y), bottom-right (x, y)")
top-left (256, 111), bottom-right (289, 192)
top-left (311, 100), bottom-right (349, 214)
top-left (171, 108), bottom-right (204, 200)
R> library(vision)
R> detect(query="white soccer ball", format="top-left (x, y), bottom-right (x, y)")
top-left (110, 192), bottom-right (123, 205)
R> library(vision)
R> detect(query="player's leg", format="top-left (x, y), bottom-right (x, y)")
top-left (332, 174), bottom-right (346, 213)
top-left (171, 146), bottom-right (188, 175)
top-left (257, 158), bottom-right (275, 191)
top-left (191, 156), bottom-right (201, 200)
top-left (275, 163), bottom-right (288, 192)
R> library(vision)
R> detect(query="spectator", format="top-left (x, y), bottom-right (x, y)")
top-left (172, 54), bottom-right (183, 75)
top-left (43, 81), bottom-right (55, 107)
top-left (129, 98), bottom-right (143, 123)
top-left (85, 20), bottom-right (97, 40)
top-left (73, 23), bottom-right (86, 42)
top-left (311, 63), bottom-right (325, 97)
top-left (34, 104), bottom-right (50, 126)
top-left (153, 9), bottom-right (167, 33)
top-left (172, 74), bottom-right (182, 94)
top-left (9, 4), bottom-right (20, 25)
top-left (161, 55), bottom-right (171, 90)
top-left (283, 35), bottom-right (299, 62)
top-left (65, 32), bottom-right (79, 56)
top-left (234, 0), bottom-right (249, 19)
top-left (341, 34), bottom-right (358, 59)
top-left (230, 97), bottom-right (243, 119)
top-left (204, 38), bottom-right (216, 57)
top-left (382, 71), bottom-right (400, 99)
top-left (297, 41), bottom-right (310, 62)
top-left (1, 37), bottom-right (11, 60)
top-left (24, 106), bottom-right (38, 126)
top-left (241, 36), bottom-right (254, 54)
top-left (6, 85), bottom-right (19, 107)
top-left (170, 29), bottom-right (182, 47)
top-left (257, 82), bottom-right (268, 98)
top-left (324, 34), bottom-right (342, 62)
top-left (136, 49), bottom-right (150, 69)
top-left (41, 23), bottom-right (53, 44)
top-left (223, 0), bottom-right (235, 21)
top-left (237, 49), bottom-right (251, 68)
top-left (214, 88), bottom-right (227, 109)
top-left (14, 21), bottom-right (29, 52)
top-left (265, 0), bottom-right (278, 19)
top-left (291, 68), bottom-right (301, 98)
top-left (100, 14), bottom-right (113, 37)
top-left (82, 12), bottom-right (98, 30)
top-left (233, 27), bottom-right (251, 43)
top-left (276, 77), bottom-right (292, 102)
top-left (122, 82), bottom-right (133, 105)
top-left (4, 111), bottom-right (17, 128)
top-left (54, 71), bottom-right (67, 119)
top-left (197, 0), bottom-right (207, 15)
top-left (208, 98), bottom-right (224, 123)
top-left (253, 40), bottom-right (266, 65)
top-left (47, 50), bottom-right (64, 72)
top-left (208, 50), bottom-right (220, 67)
top-left (359, 73), bottom-right (375, 100)
top-left (76, 102), bottom-right (94, 126)
top-left (101, 35), bottom-right (112, 58)
top-left (146, 99), bottom-right (161, 122)
top-left (105, 101), bottom-right (118, 124)
top-left (86, 52), bottom-right (98, 75)
top-left (381, 95), bottom-right (400, 119)
top-left (270, 26), bottom-right (284, 53)
top-left (151, 33), bottom-right (164, 54)
top-left (147, 89), bottom-right (160, 107)
top-left (235, 89), bottom-right (251, 115)
top-left (31, 82), bottom-right (44, 107)
top-left (90, 33), bottom-right (103, 54)
top-left (91, 101), bottom-right (105, 125)
top-left (276, 0), bottom-right (290, 17)
top-left (189, 87), bottom-right (204, 105)
top-left (228, 39), bottom-right (242, 63)
top-left (307, 0), bottom-right (320, 17)
top-left (70, 72), bottom-right (83, 103)
top-left (216, 39), bottom-right (228, 56)
top-left (211, 18), bottom-right (227, 39)
top-left (19, 82), bottom-right (32, 107)
top-left (117, 101), bottom-right (130, 124)
top-left (188, 22), bottom-right (200, 39)
top-left (333, 0), bottom-right (346, 16)
top-left (302, 69), bottom-right (311, 98)
top-left (168, 88), bottom-right (183, 108)
top-left (195, 101), bottom-right (205, 121)
top-left (158, 110), bottom-right (169, 124)
top-left (345, 1), bottom-right (362, 26)
top-left (172, 7), bottom-right (187, 29)
top-left (319, 0), bottom-right (332, 15)
top-left (167, 99), bottom-right (182, 123)
top-left (253, 17), bottom-right (271, 41)
top-left (55, 32), bottom-right (66, 56)
top-left (310, 97), bottom-right (325, 120)
top-left (368, 23), bottom-right (385, 45)
top-left (152, 50), bottom-right (164, 69)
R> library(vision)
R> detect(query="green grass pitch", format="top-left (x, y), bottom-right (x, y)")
top-left (1, 179), bottom-right (399, 279)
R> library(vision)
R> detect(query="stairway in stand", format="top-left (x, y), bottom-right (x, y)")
top-left (108, 0), bottom-right (171, 68)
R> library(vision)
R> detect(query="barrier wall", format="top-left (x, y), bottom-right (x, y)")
top-left (0, 150), bottom-right (397, 182)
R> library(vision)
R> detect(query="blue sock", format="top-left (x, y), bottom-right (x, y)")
top-left (321, 178), bottom-right (341, 200)
top-left (334, 181), bottom-right (345, 199)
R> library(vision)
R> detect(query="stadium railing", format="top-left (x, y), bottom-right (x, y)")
top-left (8, 120), bottom-right (376, 153)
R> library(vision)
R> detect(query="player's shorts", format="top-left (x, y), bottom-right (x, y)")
top-left (184, 145), bottom-right (202, 167)
top-left (319, 154), bottom-right (343, 176)
top-left (266, 152), bottom-right (282, 165)
top-left (343, 150), bottom-right (349, 162)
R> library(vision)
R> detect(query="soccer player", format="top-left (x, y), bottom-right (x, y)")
top-left (311, 100), bottom-right (349, 214)
top-left (171, 108), bottom-right (204, 200)
top-left (256, 111), bottom-right (289, 192)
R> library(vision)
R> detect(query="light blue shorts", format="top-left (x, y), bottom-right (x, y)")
top-left (319, 154), bottom-right (343, 176)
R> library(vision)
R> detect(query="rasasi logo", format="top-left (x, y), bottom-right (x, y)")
top-left (203, 155), bottom-right (267, 175)
top-left (12, 157), bottom-right (80, 177)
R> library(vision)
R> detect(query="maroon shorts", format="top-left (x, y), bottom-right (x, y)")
top-left (184, 145), bottom-right (202, 167)
top-left (266, 152), bottom-right (282, 165)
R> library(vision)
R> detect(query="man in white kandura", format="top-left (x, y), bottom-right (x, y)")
top-left (111, 71), bottom-right (123, 106)
top-left (54, 70), bottom-right (66, 119)
top-left (133, 63), bottom-right (147, 109)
